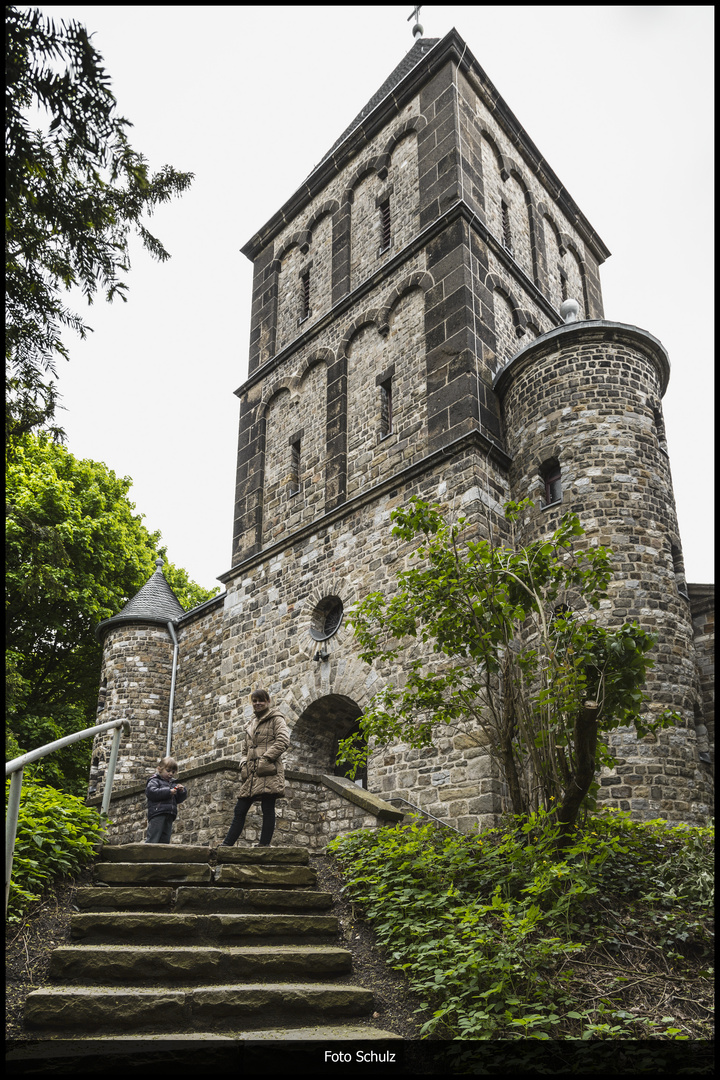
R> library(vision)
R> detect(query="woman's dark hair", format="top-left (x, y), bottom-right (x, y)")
top-left (250, 689), bottom-right (270, 703)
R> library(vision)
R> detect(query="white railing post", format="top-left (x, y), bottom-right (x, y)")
top-left (5, 718), bottom-right (130, 918)
top-left (101, 723), bottom-right (123, 816)
top-left (5, 768), bottom-right (24, 918)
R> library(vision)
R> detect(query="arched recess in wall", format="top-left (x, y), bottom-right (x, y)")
top-left (539, 207), bottom-right (566, 311)
top-left (476, 125), bottom-right (509, 240)
top-left (378, 114), bottom-right (427, 174)
top-left (560, 236), bottom-right (590, 318)
top-left (272, 239), bottom-right (308, 354)
top-left (375, 274), bottom-right (433, 467)
top-left (253, 350), bottom-right (335, 538)
top-left (290, 694), bottom-right (367, 786)
top-left (279, 639), bottom-right (376, 787)
top-left (344, 160), bottom-right (382, 292)
top-left (256, 384), bottom-right (296, 540)
top-left (323, 311), bottom-right (382, 512)
top-left (483, 272), bottom-right (527, 372)
top-left (377, 270), bottom-right (434, 335)
top-left (521, 312), bottom-right (544, 340)
top-left (269, 201), bottom-right (340, 359)
top-left (505, 161), bottom-right (540, 285)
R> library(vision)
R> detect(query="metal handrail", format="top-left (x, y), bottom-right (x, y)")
top-left (388, 795), bottom-right (464, 834)
top-left (5, 718), bottom-right (130, 916)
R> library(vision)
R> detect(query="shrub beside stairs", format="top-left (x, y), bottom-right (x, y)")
top-left (21, 843), bottom-right (403, 1048)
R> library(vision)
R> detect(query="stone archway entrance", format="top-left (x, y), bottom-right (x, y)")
top-left (290, 694), bottom-right (367, 788)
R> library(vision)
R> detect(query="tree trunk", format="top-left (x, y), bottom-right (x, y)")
top-left (556, 700), bottom-right (600, 843)
top-left (499, 737), bottom-right (526, 817)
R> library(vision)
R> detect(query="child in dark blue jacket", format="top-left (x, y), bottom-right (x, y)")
top-left (144, 756), bottom-right (188, 843)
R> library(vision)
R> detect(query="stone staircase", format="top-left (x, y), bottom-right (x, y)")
top-left (20, 843), bottom-right (403, 1051)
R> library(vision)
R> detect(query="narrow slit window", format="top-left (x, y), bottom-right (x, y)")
top-left (653, 407), bottom-right (668, 453)
top-left (289, 439), bottom-right (301, 495)
top-left (559, 269), bottom-right (568, 303)
top-left (540, 459), bottom-right (562, 506)
top-left (379, 198), bottom-right (391, 252)
top-left (299, 269), bottom-right (310, 322)
top-left (379, 377), bottom-right (393, 437)
top-left (501, 200), bottom-right (513, 254)
top-left (671, 544), bottom-right (688, 597)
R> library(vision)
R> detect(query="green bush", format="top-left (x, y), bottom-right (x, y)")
top-left (328, 809), bottom-right (714, 1040)
top-left (6, 779), bottom-right (108, 922)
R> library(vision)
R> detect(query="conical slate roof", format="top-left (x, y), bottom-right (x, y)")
top-left (95, 558), bottom-right (184, 640)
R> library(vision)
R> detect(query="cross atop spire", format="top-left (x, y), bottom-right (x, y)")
top-left (407, 5), bottom-right (423, 40)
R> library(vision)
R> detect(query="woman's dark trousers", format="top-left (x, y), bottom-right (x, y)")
top-left (223, 795), bottom-right (277, 846)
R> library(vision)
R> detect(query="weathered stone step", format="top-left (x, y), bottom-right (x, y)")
top-left (73, 885), bottom-right (333, 912)
top-left (93, 862), bottom-right (213, 886)
top-left (74, 886), bottom-right (173, 910)
top-left (92, 862), bottom-right (317, 887)
top-left (49, 944), bottom-right (352, 983)
top-left (217, 846), bottom-right (310, 865)
top-left (70, 912), bottom-right (339, 943)
top-left (100, 843), bottom-right (212, 863)
top-left (99, 844), bottom-right (310, 864)
top-left (214, 864), bottom-right (317, 887)
top-left (174, 886), bottom-right (333, 912)
top-left (25, 983), bottom-right (376, 1031)
top-left (8, 1026), bottom-right (403, 1053)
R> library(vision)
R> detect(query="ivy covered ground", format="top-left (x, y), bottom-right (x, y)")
top-left (328, 809), bottom-right (714, 1050)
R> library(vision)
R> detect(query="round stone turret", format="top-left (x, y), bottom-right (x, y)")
top-left (88, 561), bottom-right (185, 800)
top-left (493, 320), bottom-right (711, 823)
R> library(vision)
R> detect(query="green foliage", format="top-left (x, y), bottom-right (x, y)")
top-left (6, 778), bottom-right (108, 923)
top-left (329, 813), bottom-right (714, 1041)
top-left (342, 498), bottom-right (677, 833)
top-left (5, 5), bottom-right (193, 444)
top-left (6, 432), bottom-right (219, 793)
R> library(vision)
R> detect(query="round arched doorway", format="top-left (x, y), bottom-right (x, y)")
top-left (291, 694), bottom-right (367, 788)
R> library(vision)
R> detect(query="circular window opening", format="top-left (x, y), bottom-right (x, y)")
top-left (310, 596), bottom-right (344, 641)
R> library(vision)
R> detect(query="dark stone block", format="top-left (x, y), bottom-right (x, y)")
top-left (427, 376), bottom-right (475, 414)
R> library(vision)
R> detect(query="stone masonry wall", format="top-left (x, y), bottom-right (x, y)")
top-left (455, 65), bottom-right (604, 320)
top-left (496, 324), bottom-right (713, 823)
top-left (90, 765), bottom-right (403, 851)
top-left (688, 585), bottom-right (715, 762)
top-left (89, 624), bottom-right (174, 795)
top-left (268, 99), bottom-right (422, 365)
top-left (217, 447), bottom-right (513, 834)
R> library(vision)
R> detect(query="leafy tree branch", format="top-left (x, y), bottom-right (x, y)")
top-left (5, 6), bottom-right (193, 446)
top-left (340, 498), bottom-right (678, 836)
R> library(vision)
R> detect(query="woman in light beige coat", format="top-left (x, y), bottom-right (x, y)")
top-left (221, 689), bottom-right (290, 847)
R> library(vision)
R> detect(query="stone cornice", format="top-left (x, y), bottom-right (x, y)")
top-left (219, 427), bottom-right (511, 585)
top-left (236, 198), bottom-right (562, 399)
top-left (492, 320), bottom-right (671, 398)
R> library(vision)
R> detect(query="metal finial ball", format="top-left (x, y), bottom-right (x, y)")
top-left (560, 298), bottom-right (580, 324)
top-left (413, 22), bottom-right (424, 38)
top-left (155, 557), bottom-right (164, 569)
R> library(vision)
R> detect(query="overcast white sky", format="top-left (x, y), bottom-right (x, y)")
top-left (36, 5), bottom-right (714, 592)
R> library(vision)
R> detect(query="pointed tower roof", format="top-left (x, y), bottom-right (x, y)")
top-left (314, 36), bottom-right (440, 170)
top-left (241, 35), bottom-right (442, 260)
top-left (95, 558), bottom-right (185, 640)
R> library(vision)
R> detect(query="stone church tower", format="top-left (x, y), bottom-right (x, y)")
top-left (89, 28), bottom-right (713, 844)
